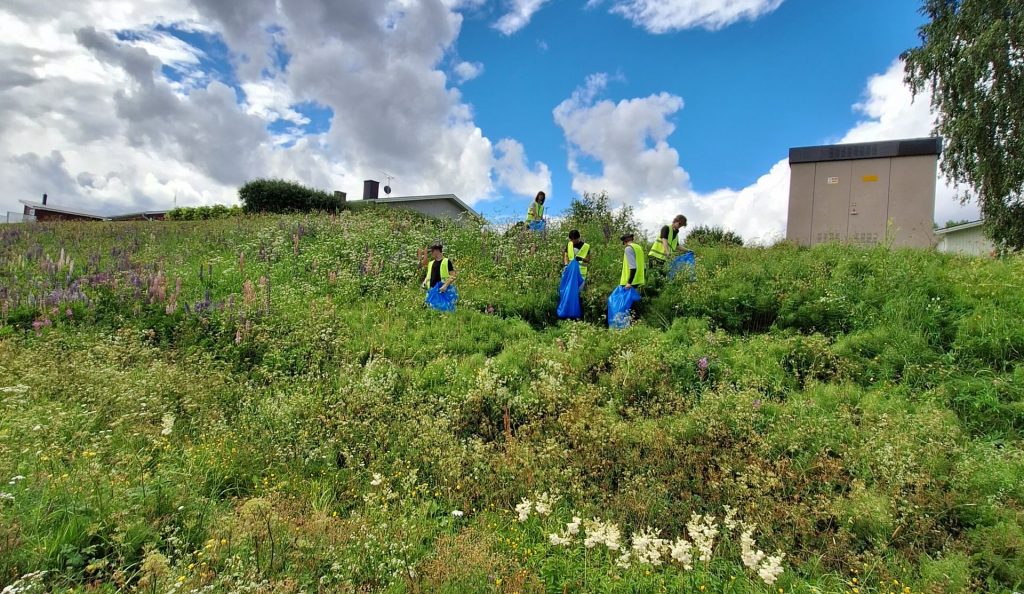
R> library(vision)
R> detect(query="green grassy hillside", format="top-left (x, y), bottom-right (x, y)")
top-left (0, 207), bottom-right (1021, 593)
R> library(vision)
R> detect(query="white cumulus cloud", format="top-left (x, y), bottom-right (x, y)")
top-left (494, 0), bottom-right (552, 35)
top-left (554, 60), bottom-right (979, 244)
top-left (453, 60), bottom-right (485, 83)
top-left (589, 0), bottom-right (785, 33)
top-left (0, 0), bottom-right (548, 219)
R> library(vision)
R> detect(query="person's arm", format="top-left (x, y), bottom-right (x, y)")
top-left (563, 250), bottom-right (570, 266)
top-left (441, 261), bottom-right (456, 292)
top-left (625, 246), bottom-right (637, 288)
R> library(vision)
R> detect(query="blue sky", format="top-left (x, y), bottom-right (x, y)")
top-left (454, 0), bottom-right (928, 217)
top-left (2, 0), bottom-right (978, 237)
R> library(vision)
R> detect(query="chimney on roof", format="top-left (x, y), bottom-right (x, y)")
top-left (42, 193), bottom-right (47, 205)
top-left (363, 180), bottom-right (380, 200)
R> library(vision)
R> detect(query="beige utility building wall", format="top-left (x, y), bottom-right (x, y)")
top-left (787, 138), bottom-right (941, 248)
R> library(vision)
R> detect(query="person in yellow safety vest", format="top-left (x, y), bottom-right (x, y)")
top-left (527, 191), bottom-right (546, 223)
top-left (563, 229), bottom-right (591, 289)
top-left (422, 243), bottom-right (457, 293)
top-left (620, 232), bottom-right (646, 289)
top-left (648, 214), bottom-right (688, 265)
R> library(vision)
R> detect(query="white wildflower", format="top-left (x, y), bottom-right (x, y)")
top-left (583, 518), bottom-right (622, 551)
top-left (566, 516), bottom-right (581, 536)
top-left (757, 553), bottom-right (785, 585)
top-left (160, 413), bottom-right (175, 436)
top-left (9, 475), bottom-right (25, 485)
top-left (615, 550), bottom-right (633, 569)
top-left (629, 527), bottom-right (667, 566)
top-left (549, 533), bottom-right (572, 546)
top-left (515, 498), bottom-right (533, 522)
top-left (534, 492), bottom-right (556, 516)
top-left (723, 505), bottom-right (739, 531)
top-left (0, 492), bottom-right (14, 504)
top-left (370, 473), bottom-right (383, 487)
top-left (0, 385), bottom-right (29, 394)
top-left (740, 524), bottom-right (766, 570)
top-left (451, 510), bottom-right (464, 518)
top-left (686, 513), bottom-right (719, 563)
top-left (669, 537), bottom-right (694, 570)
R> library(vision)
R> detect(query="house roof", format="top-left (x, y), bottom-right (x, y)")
top-left (789, 137), bottom-right (943, 164)
top-left (370, 194), bottom-right (480, 218)
top-left (934, 220), bottom-right (985, 235)
top-left (108, 210), bottom-right (168, 220)
top-left (19, 200), bottom-right (105, 220)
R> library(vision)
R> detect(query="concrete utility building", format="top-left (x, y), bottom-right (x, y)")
top-left (786, 137), bottom-right (942, 248)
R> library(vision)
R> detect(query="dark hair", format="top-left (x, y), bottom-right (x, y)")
top-left (673, 214), bottom-right (688, 226)
top-left (430, 243), bottom-right (443, 252)
top-left (620, 232), bottom-right (634, 242)
top-left (568, 229), bottom-right (581, 240)
top-left (535, 191), bottom-right (546, 202)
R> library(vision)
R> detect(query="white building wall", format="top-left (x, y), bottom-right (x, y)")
top-left (937, 225), bottom-right (994, 256)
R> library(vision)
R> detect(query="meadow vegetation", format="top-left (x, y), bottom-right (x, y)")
top-left (0, 200), bottom-right (1022, 593)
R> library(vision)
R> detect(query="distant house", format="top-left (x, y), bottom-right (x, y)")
top-left (935, 220), bottom-right (995, 257)
top-left (18, 198), bottom-right (167, 222)
top-left (357, 180), bottom-right (479, 220)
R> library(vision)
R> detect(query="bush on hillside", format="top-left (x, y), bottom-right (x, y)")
top-left (685, 225), bottom-right (744, 247)
top-left (239, 178), bottom-right (344, 214)
top-left (166, 204), bottom-right (242, 221)
top-left (563, 191), bottom-right (643, 242)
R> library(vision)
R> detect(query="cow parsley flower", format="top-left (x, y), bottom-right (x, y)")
top-left (160, 413), bottom-right (175, 436)
top-left (669, 537), bottom-right (694, 570)
top-left (515, 498), bottom-right (533, 522)
top-left (533, 492), bottom-right (556, 516)
top-left (686, 513), bottom-right (718, 563)
top-left (629, 527), bottom-right (667, 566)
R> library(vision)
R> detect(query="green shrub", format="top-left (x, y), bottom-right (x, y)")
top-left (166, 204), bottom-right (242, 220)
top-left (239, 178), bottom-right (344, 214)
top-left (685, 225), bottom-right (744, 247)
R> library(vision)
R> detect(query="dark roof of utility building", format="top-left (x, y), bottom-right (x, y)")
top-left (789, 137), bottom-right (943, 164)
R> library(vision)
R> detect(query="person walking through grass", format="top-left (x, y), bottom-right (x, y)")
top-left (422, 243), bottom-right (456, 293)
top-left (620, 232), bottom-right (646, 290)
top-left (648, 214), bottom-right (688, 267)
top-left (564, 229), bottom-right (591, 290)
top-left (526, 191), bottom-right (546, 231)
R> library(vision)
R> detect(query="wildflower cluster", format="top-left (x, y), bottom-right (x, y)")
top-left (526, 502), bottom-right (786, 586)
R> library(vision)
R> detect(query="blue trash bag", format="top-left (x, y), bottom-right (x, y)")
top-left (425, 283), bottom-right (458, 312)
top-left (607, 285), bottom-right (641, 329)
top-left (527, 220), bottom-right (546, 232)
top-left (557, 260), bottom-right (584, 319)
top-left (668, 251), bottom-right (696, 281)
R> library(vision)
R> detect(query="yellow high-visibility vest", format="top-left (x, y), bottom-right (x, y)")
top-left (567, 241), bottom-right (591, 279)
top-left (620, 244), bottom-right (646, 286)
top-left (527, 201), bottom-right (544, 221)
top-left (424, 258), bottom-right (450, 285)
top-left (649, 226), bottom-right (679, 261)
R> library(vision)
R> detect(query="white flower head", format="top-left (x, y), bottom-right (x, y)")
top-left (0, 492), bottom-right (14, 504)
top-left (534, 492), bottom-right (556, 516)
top-left (451, 510), bottom-right (464, 518)
top-left (723, 505), bottom-right (739, 531)
top-left (566, 516), bottom-right (582, 536)
top-left (160, 413), bottom-right (175, 436)
top-left (629, 527), bottom-right (667, 566)
top-left (549, 532), bottom-right (571, 546)
top-left (757, 552), bottom-right (786, 585)
top-left (669, 537), bottom-right (694, 570)
top-left (370, 473), bottom-right (383, 487)
top-left (515, 498), bottom-right (533, 522)
top-left (615, 550), bottom-right (633, 569)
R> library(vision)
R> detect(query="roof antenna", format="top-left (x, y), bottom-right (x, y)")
top-left (379, 170), bottom-right (395, 196)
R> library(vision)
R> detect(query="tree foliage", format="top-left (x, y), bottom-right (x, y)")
top-left (902, 0), bottom-right (1024, 251)
top-left (685, 225), bottom-right (744, 247)
top-left (564, 191), bottom-right (643, 242)
top-left (239, 178), bottom-right (344, 214)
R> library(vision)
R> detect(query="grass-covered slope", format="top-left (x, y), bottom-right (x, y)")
top-left (0, 207), bottom-right (1022, 593)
